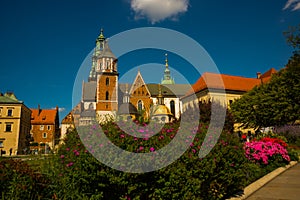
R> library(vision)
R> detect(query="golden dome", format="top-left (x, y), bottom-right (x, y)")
top-left (151, 105), bottom-right (173, 116)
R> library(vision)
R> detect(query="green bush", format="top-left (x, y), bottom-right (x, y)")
top-left (49, 119), bottom-right (255, 200)
top-left (0, 158), bottom-right (51, 199)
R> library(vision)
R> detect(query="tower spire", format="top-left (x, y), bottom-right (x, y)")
top-left (161, 53), bottom-right (175, 84)
top-left (97, 28), bottom-right (105, 41)
top-left (165, 53), bottom-right (169, 68)
top-left (95, 28), bottom-right (106, 52)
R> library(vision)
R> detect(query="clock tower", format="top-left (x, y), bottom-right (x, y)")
top-left (90, 29), bottom-right (118, 119)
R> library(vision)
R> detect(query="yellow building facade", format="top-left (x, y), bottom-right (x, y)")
top-left (0, 92), bottom-right (31, 155)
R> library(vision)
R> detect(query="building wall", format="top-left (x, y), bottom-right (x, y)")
top-left (0, 103), bottom-right (31, 155)
top-left (96, 74), bottom-right (118, 112)
top-left (19, 105), bottom-right (31, 153)
top-left (182, 89), bottom-right (258, 134)
top-left (31, 124), bottom-right (55, 150)
top-left (130, 85), bottom-right (152, 119)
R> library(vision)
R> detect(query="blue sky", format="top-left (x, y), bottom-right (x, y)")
top-left (1, 0), bottom-right (300, 122)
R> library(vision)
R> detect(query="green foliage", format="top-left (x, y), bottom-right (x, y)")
top-left (284, 24), bottom-right (300, 50)
top-left (48, 118), bottom-right (258, 200)
top-left (199, 102), bottom-right (235, 132)
top-left (0, 158), bottom-right (51, 199)
top-left (231, 25), bottom-right (300, 128)
top-left (0, 102), bottom-right (297, 199)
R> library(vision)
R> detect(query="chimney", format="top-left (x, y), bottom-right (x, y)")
top-left (38, 104), bottom-right (41, 116)
top-left (256, 72), bottom-right (261, 79)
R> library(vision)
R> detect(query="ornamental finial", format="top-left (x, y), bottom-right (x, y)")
top-left (165, 53), bottom-right (168, 68)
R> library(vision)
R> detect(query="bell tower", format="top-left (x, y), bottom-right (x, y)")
top-left (91, 29), bottom-right (118, 118)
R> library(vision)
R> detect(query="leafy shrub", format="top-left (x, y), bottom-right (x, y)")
top-left (49, 118), bottom-right (255, 200)
top-left (274, 125), bottom-right (300, 147)
top-left (0, 158), bottom-right (50, 199)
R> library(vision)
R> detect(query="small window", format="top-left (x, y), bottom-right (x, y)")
top-left (106, 78), bottom-right (109, 86)
top-left (229, 100), bottom-right (233, 105)
top-left (105, 91), bottom-right (109, 100)
top-left (7, 109), bottom-right (12, 117)
top-left (138, 100), bottom-right (143, 111)
top-left (43, 133), bottom-right (47, 138)
top-left (170, 100), bottom-right (175, 116)
top-left (5, 124), bottom-right (12, 132)
top-left (0, 141), bottom-right (3, 148)
top-left (105, 104), bottom-right (108, 109)
top-left (40, 125), bottom-right (44, 130)
top-left (47, 125), bottom-right (51, 130)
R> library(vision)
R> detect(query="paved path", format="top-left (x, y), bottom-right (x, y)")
top-left (246, 163), bottom-right (300, 200)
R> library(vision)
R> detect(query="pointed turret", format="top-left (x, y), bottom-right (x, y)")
top-left (96, 28), bottom-right (105, 52)
top-left (161, 53), bottom-right (175, 84)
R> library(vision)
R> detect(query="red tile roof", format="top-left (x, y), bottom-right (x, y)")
top-left (260, 68), bottom-right (277, 79)
top-left (188, 68), bottom-right (276, 96)
top-left (31, 108), bottom-right (58, 124)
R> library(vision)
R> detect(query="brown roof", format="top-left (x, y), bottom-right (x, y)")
top-left (31, 108), bottom-right (58, 125)
top-left (189, 68), bottom-right (276, 96)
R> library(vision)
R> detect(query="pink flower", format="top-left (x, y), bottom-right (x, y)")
top-left (66, 162), bottom-right (74, 167)
top-left (60, 155), bottom-right (65, 159)
top-left (138, 129), bottom-right (144, 133)
top-left (139, 146), bottom-right (144, 151)
top-left (150, 147), bottom-right (155, 152)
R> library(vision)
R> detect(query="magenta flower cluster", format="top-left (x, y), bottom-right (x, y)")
top-left (244, 138), bottom-right (290, 165)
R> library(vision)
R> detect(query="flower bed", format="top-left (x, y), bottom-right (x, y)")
top-left (1, 120), bottom-right (298, 200)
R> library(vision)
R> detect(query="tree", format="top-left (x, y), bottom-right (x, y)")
top-left (231, 25), bottom-right (300, 129)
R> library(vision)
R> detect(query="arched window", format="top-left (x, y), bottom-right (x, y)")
top-left (138, 100), bottom-right (143, 111)
top-left (106, 77), bottom-right (109, 86)
top-left (170, 100), bottom-right (175, 116)
top-left (106, 61), bottom-right (110, 69)
top-left (89, 103), bottom-right (94, 110)
top-left (106, 91), bottom-right (109, 100)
